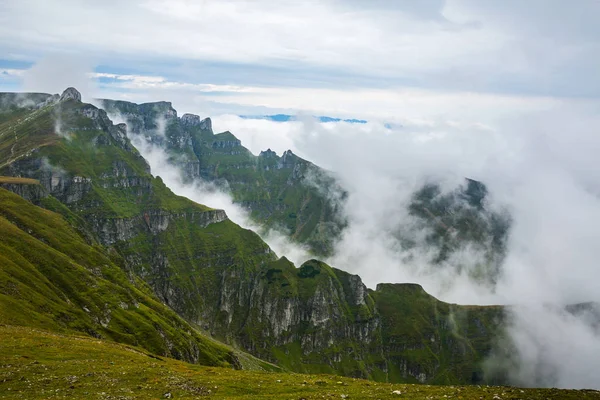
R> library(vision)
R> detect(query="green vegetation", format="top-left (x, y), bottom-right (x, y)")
top-left (1, 325), bottom-right (596, 399)
top-left (0, 187), bottom-right (277, 371)
top-left (373, 284), bottom-right (504, 384)
top-left (0, 90), bottom-right (544, 388)
top-left (101, 99), bottom-right (346, 257)
top-left (0, 176), bottom-right (40, 185)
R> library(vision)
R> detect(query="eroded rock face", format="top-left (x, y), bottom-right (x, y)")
top-left (0, 93), bottom-right (508, 385)
top-left (185, 259), bottom-right (384, 379)
top-left (199, 117), bottom-right (212, 131)
top-left (181, 113), bottom-right (201, 127)
top-left (90, 209), bottom-right (228, 245)
top-left (0, 182), bottom-right (47, 203)
top-left (59, 87), bottom-right (82, 102)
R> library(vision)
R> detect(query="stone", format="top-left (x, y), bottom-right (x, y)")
top-left (180, 113), bottom-right (201, 127)
top-left (199, 117), bottom-right (212, 131)
top-left (59, 87), bottom-right (82, 102)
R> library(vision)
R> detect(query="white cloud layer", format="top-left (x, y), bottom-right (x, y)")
top-left (1, 0), bottom-right (599, 99)
top-left (102, 82), bottom-right (600, 389)
top-left (209, 107), bottom-right (600, 389)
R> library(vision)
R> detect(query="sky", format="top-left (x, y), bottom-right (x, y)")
top-left (3, 0), bottom-right (600, 389)
top-left (1, 0), bottom-right (600, 122)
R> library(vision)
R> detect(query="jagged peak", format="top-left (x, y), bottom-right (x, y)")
top-left (180, 114), bottom-right (212, 132)
top-left (200, 117), bottom-right (212, 131)
top-left (280, 149), bottom-right (297, 162)
top-left (59, 87), bottom-right (81, 102)
top-left (259, 148), bottom-right (277, 158)
top-left (462, 177), bottom-right (488, 209)
top-left (180, 113), bottom-right (201, 126)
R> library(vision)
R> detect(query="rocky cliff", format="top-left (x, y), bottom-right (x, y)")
top-left (0, 88), bottom-right (508, 384)
top-left (100, 99), bottom-right (347, 257)
top-left (406, 179), bottom-right (511, 285)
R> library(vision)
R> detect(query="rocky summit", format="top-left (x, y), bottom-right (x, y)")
top-left (101, 98), bottom-right (348, 256)
top-left (0, 88), bottom-right (597, 395)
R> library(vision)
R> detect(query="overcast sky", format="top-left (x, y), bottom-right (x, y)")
top-left (1, 0), bottom-right (599, 121)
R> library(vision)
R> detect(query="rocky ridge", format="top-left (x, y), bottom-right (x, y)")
top-left (0, 88), bottom-right (510, 384)
top-left (100, 99), bottom-right (347, 256)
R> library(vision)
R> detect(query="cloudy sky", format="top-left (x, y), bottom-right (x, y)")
top-left (1, 0), bottom-right (599, 122)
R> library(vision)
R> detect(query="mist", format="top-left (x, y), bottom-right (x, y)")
top-left (210, 107), bottom-right (600, 389)
top-left (22, 54), bottom-right (96, 102)
top-left (113, 115), bottom-right (314, 270)
top-left (104, 92), bottom-right (600, 389)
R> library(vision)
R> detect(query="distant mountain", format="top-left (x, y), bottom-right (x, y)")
top-left (406, 179), bottom-right (512, 286)
top-left (239, 114), bottom-right (368, 124)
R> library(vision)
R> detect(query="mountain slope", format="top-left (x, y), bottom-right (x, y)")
top-left (4, 325), bottom-right (594, 400)
top-left (100, 99), bottom-right (346, 256)
top-left (406, 179), bottom-right (511, 285)
top-left (99, 99), bottom-right (512, 284)
top-left (0, 88), bottom-right (506, 384)
top-left (0, 186), bottom-right (275, 370)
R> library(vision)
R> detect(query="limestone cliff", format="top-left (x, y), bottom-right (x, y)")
top-left (100, 99), bottom-right (347, 257)
top-left (0, 88), bottom-right (506, 385)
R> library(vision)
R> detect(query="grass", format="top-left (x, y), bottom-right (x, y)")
top-left (0, 187), bottom-right (270, 370)
top-left (100, 99), bottom-right (345, 257)
top-left (0, 93), bottom-right (582, 388)
top-left (0, 176), bottom-right (40, 185)
top-left (1, 325), bottom-right (597, 400)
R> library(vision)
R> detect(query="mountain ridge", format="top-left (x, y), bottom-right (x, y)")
top-left (100, 97), bottom-right (347, 256)
top-left (0, 87), bottom-right (576, 387)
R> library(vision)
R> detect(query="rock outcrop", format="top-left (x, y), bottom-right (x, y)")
top-left (0, 89), bottom-right (507, 385)
top-left (100, 99), bottom-right (348, 257)
top-left (180, 113), bottom-right (201, 127)
top-left (59, 87), bottom-right (82, 102)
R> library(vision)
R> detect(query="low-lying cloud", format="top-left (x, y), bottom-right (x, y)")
top-left (117, 117), bottom-right (314, 271)
top-left (107, 91), bottom-right (600, 390)
top-left (211, 107), bottom-right (600, 389)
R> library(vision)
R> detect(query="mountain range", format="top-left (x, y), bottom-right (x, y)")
top-left (0, 87), bottom-right (594, 393)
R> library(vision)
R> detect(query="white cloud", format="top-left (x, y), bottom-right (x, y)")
top-left (125, 103), bottom-right (600, 389)
top-left (1, 0), bottom-right (598, 97)
top-left (89, 72), bottom-right (259, 93)
top-left (213, 105), bottom-right (600, 389)
top-left (21, 54), bottom-right (96, 99)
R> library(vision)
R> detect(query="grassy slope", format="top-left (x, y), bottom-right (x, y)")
top-left (0, 187), bottom-right (275, 371)
top-left (0, 96), bottom-right (283, 369)
top-left (101, 99), bottom-right (344, 256)
top-left (373, 284), bottom-right (504, 384)
top-left (1, 325), bottom-right (596, 400)
top-left (0, 93), bottom-right (541, 387)
top-left (190, 125), bottom-right (345, 256)
top-left (0, 176), bottom-right (40, 184)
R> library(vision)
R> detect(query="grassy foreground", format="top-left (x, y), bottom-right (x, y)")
top-left (0, 176), bottom-right (40, 185)
top-left (1, 325), bottom-right (598, 399)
